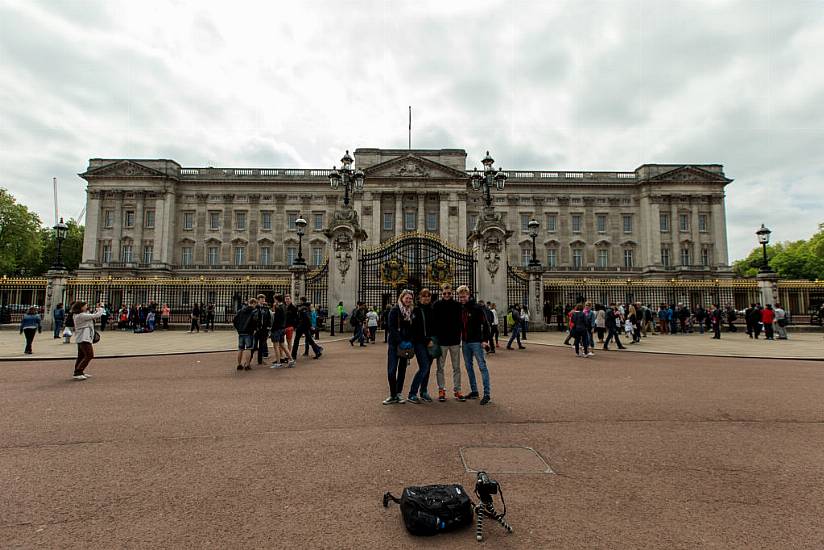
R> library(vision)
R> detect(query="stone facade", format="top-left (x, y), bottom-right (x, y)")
top-left (78, 148), bottom-right (732, 279)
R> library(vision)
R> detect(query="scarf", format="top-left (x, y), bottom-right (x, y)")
top-left (398, 302), bottom-right (413, 322)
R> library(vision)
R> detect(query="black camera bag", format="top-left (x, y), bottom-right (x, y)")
top-left (383, 484), bottom-right (473, 536)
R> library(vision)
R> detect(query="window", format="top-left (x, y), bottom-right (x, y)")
top-left (596, 214), bottom-right (606, 233)
top-left (571, 215), bottom-right (582, 233)
top-left (698, 214), bottom-right (708, 232)
top-left (125, 210), bottom-right (135, 228)
top-left (572, 248), bottom-right (583, 268)
top-left (261, 212), bottom-right (272, 230)
top-left (404, 211), bottom-right (416, 231)
top-left (144, 209), bottom-right (155, 229)
top-left (314, 213), bottom-right (324, 231)
top-left (468, 214), bottom-right (478, 231)
top-left (661, 247), bottom-right (671, 267)
top-left (701, 247), bottom-right (710, 266)
top-left (597, 248), bottom-right (608, 268)
top-left (383, 212), bottom-right (394, 231)
top-left (286, 246), bottom-right (297, 265)
top-left (546, 214), bottom-right (557, 232)
top-left (660, 213), bottom-right (669, 232)
top-left (521, 246), bottom-right (532, 267)
top-left (624, 249), bottom-right (634, 268)
top-left (622, 214), bottom-right (633, 233)
top-left (207, 246), bottom-right (219, 266)
top-left (680, 247), bottom-right (691, 265)
top-left (520, 214), bottom-right (530, 232)
top-left (142, 244), bottom-right (153, 264)
top-left (679, 213), bottom-right (689, 232)
top-left (102, 243), bottom-right (112, 263)
top-left (181, 247), bottom-right (193, 266)
top-left (234, 246), bottom-right (245, 265)
top-left (103, 210), bottom-right (114, 228)
top-left (209, 212), bottom-right (220, 230)
top-left (235, 212), bottom-right (247, 230)
top-left (182, 212), bottom-right (194, 230)
top-left (287, 213), bottom-right (298, 230)
top-left (547, 249), bottom-right (557, 267)
top-left (426, 212), bottom-right (438, 232)
top-left (312, 246), bottom-right (323, 266)
top-left (260, 246), bottom-right (271, 265)
top-left (122, 244), bottom-right (133, 262)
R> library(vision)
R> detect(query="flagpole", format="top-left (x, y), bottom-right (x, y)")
top-left (408, 106), bottom-right (411, 150)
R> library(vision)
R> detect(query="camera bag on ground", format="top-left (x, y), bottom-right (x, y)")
top-left (382, 484), bottom-right (473, 536)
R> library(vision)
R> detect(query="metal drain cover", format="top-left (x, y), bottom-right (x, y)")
top-left (460, 446), bottom-right (554, 474)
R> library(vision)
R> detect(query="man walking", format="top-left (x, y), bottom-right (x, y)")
top-left (349, 301), bottom-right (367, 347)
top-left (233, 298), bottom-right (259, 371)
top-left (457, 285), bottom-right (492, 405)
top-left (53, 303), bottom-right (65, 339)
top-left (603, 303), bottom-right (626, 350)
top-left (292, 298), bottom-right (323, 362)
top-left (433, 283), bottom-right (465, 402)
top-left (711, 304), bottom-right (722, 339)
top-left (506, 304), bottom-right (525, 350)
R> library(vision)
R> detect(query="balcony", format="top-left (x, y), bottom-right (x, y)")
top-left (543, 266), bottom-right (642, 273)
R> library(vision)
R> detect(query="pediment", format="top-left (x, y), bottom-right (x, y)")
top-left (81, 160), bottom-right (169, 179)
top-left (364, 154), bottom-right (468, 179)
top-left (647, 166), bottom-right (731, 184)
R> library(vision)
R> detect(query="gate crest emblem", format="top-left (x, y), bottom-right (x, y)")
top-left (427, 258), bottom-right (452, 285)
top-left (380, 257), bottom-right (408, 285)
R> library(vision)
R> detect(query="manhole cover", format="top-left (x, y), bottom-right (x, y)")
top-left (460, 446), bottom-right (554, 474)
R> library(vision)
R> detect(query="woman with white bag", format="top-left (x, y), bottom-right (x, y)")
top-left (70, 301), bottom-right (105, 381)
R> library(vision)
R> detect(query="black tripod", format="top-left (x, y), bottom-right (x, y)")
top-left (473, 471), bottom-right (514, 542)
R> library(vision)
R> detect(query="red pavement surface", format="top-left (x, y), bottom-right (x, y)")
top-left (2, 340), bottom-right (823, 549)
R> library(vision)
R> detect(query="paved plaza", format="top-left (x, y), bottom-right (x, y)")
top-left (2, 337), bottom-right (823, 549)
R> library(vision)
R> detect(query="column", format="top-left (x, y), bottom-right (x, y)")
top-left (371, 192), bottom-right (381, 246)
top-left (158, 190), bottom-right (176, 265)
top-left (448, 193), bottom-right (459, 243)
top-left (81, 190), bottom-right (101, 264)
top-left (439, 192), bottom-right (449, 241)
top-left (712, 197), bottom-right (729, 266)
top-left (134, 191), bottom-right (145, 264)
top-left (417, 194), bottom-right (425, 233)
top-left (113, 191), bottom-right (124, 261)
top-left (457, 192), bottom-right (467, 248)
top-left (394, 193), bottom-right (403, 235)
top-left (690, 202), bottom-right (700, 267)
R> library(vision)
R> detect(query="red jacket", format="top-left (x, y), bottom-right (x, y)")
top-left (761, 308), bottom-right (775, 324)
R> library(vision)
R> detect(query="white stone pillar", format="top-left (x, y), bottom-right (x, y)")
top-left (417, 194), bottom-right (425, 233)
top-left (712, 197), bottom-right (729, 266)
top-left (81, 190), bottom-right (101, 264)
top-left (439, 192), bottom-right (449, 241)
top-left (158, 190), bottom-right (177, 265)
top-left (448, 193), bottom-right (459, 243)
top-left (43, 269), bottom-right (69, 330)
top-left (113, 191), bottom-right (124, 261)
top-left (526, 265), bottom-right (545, 331)
top-left (394, 193), bottom-right (403, 235)
top-left (290, 264), bottom-right (308, 300)
top-left (457, 193), bottom-right (467, 248)
top-left (371, 193), bottom-right (381, 246)
top-left (757, 271), bottom-right (779, 307)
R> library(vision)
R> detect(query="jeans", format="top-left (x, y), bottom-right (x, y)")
top-left (462, 342), bottom-right (490, 396)
top-left (292, 327), bottom-right (321, 358)
top-left (23, 328), bottom-right (37, 353)
top-left (254, 331), bottom-right (269, 363)
top-left (350, 325), bottom-right (365, 345)
top-left (436, 344), bottom-right (462, 392)
top-left (387, 344), bottom-right (408, 397)
top-left (409, 343), bottom-right (433, 397)
top-left (775, 322), bottom-right (788, 339)
top-left (507, 324), bottom-right (522, 348)
top-left (604, 327), bottom-right (624, 348)
top-left (573, 329), bottom-right (589, 355)
top-left (53, 320), bottom-right (63, 338)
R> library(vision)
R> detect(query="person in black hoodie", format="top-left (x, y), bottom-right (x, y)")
top-left (384, 289), bottom-right (415, 405)
top-left (571, 304), bottom-right (592, 357)
top-left (407, 288), bottom-right (435, 403)
top-left (433, 283), bottom-right (465, 402)
top-left (457, 285), bottom-right (492, 405)
top-left (603, 303), bottom-right (626, 350)
top-left (291, 297), bottom-right (322, 362)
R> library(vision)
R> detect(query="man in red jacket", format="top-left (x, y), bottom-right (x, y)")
top-left (761, 304), bottom-right (776, 340)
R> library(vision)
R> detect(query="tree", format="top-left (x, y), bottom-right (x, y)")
top-left (0, 189), bottom-right (44, 276)
top-left (733, 223), bottom-right (824, 280)
top-left (37, 219), bottom-right (84, 274)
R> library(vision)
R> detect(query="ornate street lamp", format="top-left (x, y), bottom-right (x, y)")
top-left (756, 223), bottom-right (772, 272)
top-left (294, 214), bottom-right (307, 266)
top-left (469, 151), bottom-right (507, 211)
top-left (52, 218), bottom-right (69, 270)
top-left (328, 150), bottom-right (365, 207)
top-left (527, 218), bottom-right (541, 267)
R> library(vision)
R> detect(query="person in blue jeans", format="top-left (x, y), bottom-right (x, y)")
top-left (384, 290), bottom-right (414, 405)
top-left (52, 303), bottom-right (65, 339)
top-left (506, 304), bottom-right (525, 350)
top-left (457, 285), bottom-right (492, 405)
top-left (408, 288), bottom-right (435, 403)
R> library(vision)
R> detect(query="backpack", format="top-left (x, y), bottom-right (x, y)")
top-left (350, 308), bottom-right (359, 327)
top-left (233, 307), bottom-right (257, 334)
top-left (383, 484), bottom-right (473, 536)
top-left (64, 311), bottom-right (74, 329)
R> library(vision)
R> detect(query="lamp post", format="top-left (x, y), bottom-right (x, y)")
top-left (756, 223), bottom-right (772, 272)
top-left (469, 151), bottom-right (507, 212)
top-left (294, 214), bottom-right (307, 266)
top-left (52, 218), bottom-right (69, 270)
top-left (328, 150), bottom-right (365, 207)
top-left (527, 218), bottom-right (541, 267)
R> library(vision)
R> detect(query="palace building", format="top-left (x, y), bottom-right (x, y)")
top-left (78, 147), bottom-right (733, 281)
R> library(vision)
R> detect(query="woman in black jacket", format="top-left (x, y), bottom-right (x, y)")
top-left (384, 289), bottom-right (414, 405)
top-left (408, 288), bottom-right (435, 403)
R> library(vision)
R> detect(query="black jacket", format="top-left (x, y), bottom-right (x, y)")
top-left (433, 298), bottom-right (462, 346)
top-left (285, 304), bottom-right (298, 327)
top-left (387, 305), bottom-right (414, 346)
top-left (460, 299), bottom-right (490, 344)
top-left (271, 304), bottom-right (286, 331)
top-left (605, 308), bottom-right (619, 331)
top-left (571, 311), bottom-right (591, 332)
top-left (411, 303), bottom-right (434, 345)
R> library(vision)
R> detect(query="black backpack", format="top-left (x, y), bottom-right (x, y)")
top-left (383, 484), bottom-right (473, 536)
top-left (64, 311), bottom-right (74, 329)
top-left (233, 307), bottom-right (257, 335)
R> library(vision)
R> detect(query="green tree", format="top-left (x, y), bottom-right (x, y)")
top-left (37, 219), bottom-right (84, 274)
top-left (0, 189), bottom-right (44, 276)
top-left (733, 223), bottom-right (824, 280)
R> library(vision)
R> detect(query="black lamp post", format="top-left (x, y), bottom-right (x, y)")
top-left (52, 217), bottom-right (69, 270)
top-left (527, 218), bottom-right (541, 267)
top-left (328, 150), bottom-right (365, 207)
top-left (469, 151), bottom-right (507, 211)
top-left (756, 223), bottom-right (772, 272)
top-left (294, 214), bottom-right (307, 266)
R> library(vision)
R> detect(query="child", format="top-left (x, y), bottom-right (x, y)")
top-left (624, 318), bottom-right (633, 339)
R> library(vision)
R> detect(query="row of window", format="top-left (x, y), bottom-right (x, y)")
top-left (660, 213), bottom-right (709, 233)
top-left (102, 209), bottom-right (327, 232)
top-left (381, 212), bottom-right (440, 232)
top-left (659, 246), bottom-right (711, 267)
top-left (179, 245), bottom-right (325, 267)
top-left (103, 209), bottom-right (155, 229)
top-left (515, 213), bottom-right (711, 234)
top-left (519, 246), bottom-right (713, 268)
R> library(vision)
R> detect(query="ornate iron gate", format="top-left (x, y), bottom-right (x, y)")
top-left (506, 265), bottom-right (530, 309)
top-left (305, 261), bottom-right (329, 313)
top-left (358, 233), bottom-right (476, 309)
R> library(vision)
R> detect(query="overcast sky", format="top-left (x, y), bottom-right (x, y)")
top-left (1, 0), bottom-right (822, 261)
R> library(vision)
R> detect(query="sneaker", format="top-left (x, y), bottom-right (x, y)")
top-left (438, 389), bottom-right (446, 402)
top-left (244, 365), bottom-right (251, 370)
top-left (586, 352), bottom-right (594, 357)
top-left (420, 393), bottom-right (433, 403)
top-left (518, 346), bottom-right (526, 349)
top-left (287, 360), bottom-right (296, 368)
top-left (395, 394), bottom-right (406, 404)
top-left (454, 392), bottom-right (466, 402)
top-left (72, 374), bottom-right (87, 381)
top-left (480, 395), bottom-right (491, 405)
top-left (466, 391), bottom-right (480, 400)
top-left (237, 365), bottom-right (243, 370)
top-left (81, 373), bottom-right (92, 378)
top-left (407, 395), bottom-right (421, 404)
top-left (382, 395), bottom-right (398, 405)
top-left (269, 363), bottom-right (281, 369)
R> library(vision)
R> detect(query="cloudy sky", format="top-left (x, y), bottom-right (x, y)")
top-left (1, 0), bottom-right (822, 261)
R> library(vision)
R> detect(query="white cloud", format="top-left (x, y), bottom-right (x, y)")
top-left (0, 0), bottom-right (822, 260)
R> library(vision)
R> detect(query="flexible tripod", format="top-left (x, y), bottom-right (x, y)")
top-left (474, 497), bottom-right (513, 542)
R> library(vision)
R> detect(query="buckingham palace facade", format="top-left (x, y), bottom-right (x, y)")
top-left (78, 147), bottom-right (732, 280)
